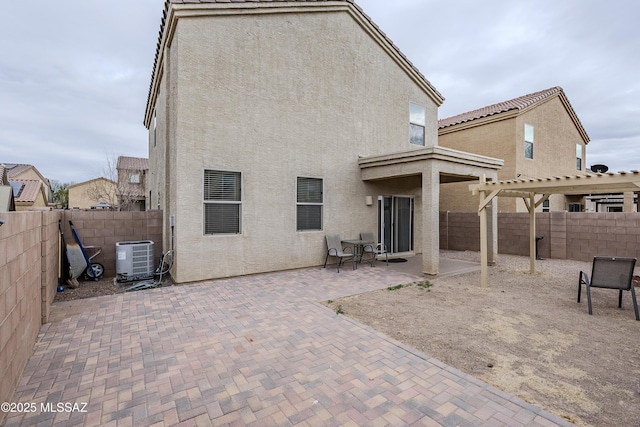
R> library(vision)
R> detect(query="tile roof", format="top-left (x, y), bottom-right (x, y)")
top-left (145, 0), bottom-right (443, 123)
top-left (1, 163), bottom-right (33, 179)
top-left (117, 156), bottom-right (149, 171)
top-left (0, 165), bottom-right (7, 185)
top-left (9, 179), bottom-right (43, 203)
top-left (438, 86), bottom-right (565, 129)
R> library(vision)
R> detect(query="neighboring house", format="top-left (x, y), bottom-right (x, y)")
top-left (68, 178), bottom-right (117, 210)
top-left (438, 87), bottom-right (590, 212)
top-left (116, 156), bottom-right (148, 211)
top-left (144, 0), bottom-right (502, 283)
top-left (0, 165), bottom-right (16, 212)
top-left (1, 163), bottom-right (52, 204)
top-left (584, 194), bottom-right (638, 212)
top-left (10, 180), bottom-right (49, 211)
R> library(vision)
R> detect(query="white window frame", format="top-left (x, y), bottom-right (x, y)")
top-left (524, 124), bottom-right (534, 159)
top-left (296, 177), bottom-right (323, 231)
top-left (130, 173), bottom-right (140, 184)
top-left (576, 144), bottom-right (583, 171)
top-left (409, 102), bottom-right (426, 146)
top-left (153, 110), bottom-right (157, 148)
top-left (203, 169), bottom-right (242, 235)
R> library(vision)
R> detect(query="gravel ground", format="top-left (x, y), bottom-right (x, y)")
top-left (54, 275), bottom-right (175, 302)
top-left (325, 251), bottom-right (640, 427)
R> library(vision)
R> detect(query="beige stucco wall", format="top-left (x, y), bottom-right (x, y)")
top-left (149, 6), bottom-right (441, 282)
top-left (439, 96), bottom-right (587, 212)
top-left (68, 178), bottom-right (117, 210)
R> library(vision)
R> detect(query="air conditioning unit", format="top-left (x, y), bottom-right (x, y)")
top-left (116, 241), bottom-right (155, 282)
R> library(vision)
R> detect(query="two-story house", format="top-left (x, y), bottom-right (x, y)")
top-left (438, 87), bottom-right (590, 212)
top-left (1, 163), bottom-right (51, 211)
top-left (116, 156), bottom-right (148, 211)
top-left (144, 0), bottom-right (503, 283)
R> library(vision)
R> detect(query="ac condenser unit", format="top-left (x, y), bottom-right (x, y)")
top-left (116, 241), bottom-right (155, 282)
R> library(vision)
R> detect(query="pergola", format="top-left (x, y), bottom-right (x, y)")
top-left (469, 171), bottom-right (640, 287)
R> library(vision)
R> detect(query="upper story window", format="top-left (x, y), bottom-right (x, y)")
top-left (204, 170), bottom-right (241, 234)
top-left (576, 144), bottom-right (583, 171)
top-left (153, 110), bottom-right (157, 148)
top-left (542, 199), bottom-right (550, 212)
top-left (524, 124), bottom-right (534, 159)
top-left (409, 103), bottom-right (426, 146)
top-left (296, 177), bottom-right (323, 231)
top-left (130, 173), bottom-right (140, 184)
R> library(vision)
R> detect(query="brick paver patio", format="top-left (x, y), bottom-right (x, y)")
top-left (4, 266), bottom-right (574, 426)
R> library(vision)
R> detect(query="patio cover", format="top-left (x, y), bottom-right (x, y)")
top-left (359, 146), bottom-right (503, 276)
top-left (469, 170), bottom-right (640, 287)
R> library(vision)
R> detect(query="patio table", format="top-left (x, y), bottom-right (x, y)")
top-left (341, 239), bottom-right (374, 265)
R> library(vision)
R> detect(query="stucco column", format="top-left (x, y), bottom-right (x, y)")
top-left (422, 162), bottom-right (439, 275)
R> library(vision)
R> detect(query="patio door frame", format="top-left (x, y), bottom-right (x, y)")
top-left (378, 195), bottom-right (414, 255)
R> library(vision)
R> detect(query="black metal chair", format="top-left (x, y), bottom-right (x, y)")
top-left (578, 256), bottom-right (639, 320)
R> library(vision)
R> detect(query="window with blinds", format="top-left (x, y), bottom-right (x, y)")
top-left (296, 177), bottom-right (323, 231)
top-left (204, 170), bottom-right (241, 234)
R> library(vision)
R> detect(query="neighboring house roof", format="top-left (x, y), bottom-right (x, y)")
top-left (9, 179), bottom-right (44, 203)
top-left (68, 177), bottom-right (117, 189)
top-left (1, 163), bottom-right (52, 200)
top-left (1, 162), bottom-right (50, 183)
top-left (117, 156), bottom-right (149, 171)
top-left (145, 0), bottom-right (444, 126)
top-left (438, 86), bottom-right (590, 144)
top-left (3, 163), bottom-right (32, 178)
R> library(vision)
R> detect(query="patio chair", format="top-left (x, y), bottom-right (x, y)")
top-left (323, 234), bottom-right (355, 273)
top-left (577, 256), bottom-right (639, 321)
top-left (360, 232), bottom-right (388, 267)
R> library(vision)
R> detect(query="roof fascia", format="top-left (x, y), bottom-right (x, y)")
top-left (438, 109), bottom-right (519, 135)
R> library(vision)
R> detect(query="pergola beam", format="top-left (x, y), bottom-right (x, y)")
top-left (471, 171), bottom-right (640, 288)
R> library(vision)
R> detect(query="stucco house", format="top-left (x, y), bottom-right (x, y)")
top-left (1, 163), bottom-right (52, 211)
top-left (10, 180), bottom-right (48, 211)
top-left (116, 156), bottom-right (148, 211)
top-left (438, 87), bottom-right (590, 212)
top-left (144, 0), bottom-right (503, 283)
top-left (68, 177), bottom-right (117, 210)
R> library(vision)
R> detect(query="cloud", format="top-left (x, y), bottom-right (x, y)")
top-left (1, 0), bottom-right (639, 183)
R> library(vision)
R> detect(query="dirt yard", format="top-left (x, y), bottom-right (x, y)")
top-left (325, 251), bottom-right (640, 427)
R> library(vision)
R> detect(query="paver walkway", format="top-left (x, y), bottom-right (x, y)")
top-left (5, 266), bottom-right (574, 426)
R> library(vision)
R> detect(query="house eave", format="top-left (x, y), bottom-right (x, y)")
top-left (358, 146), bottom-right (503, 181)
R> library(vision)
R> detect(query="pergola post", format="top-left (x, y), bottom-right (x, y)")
top-left (528, 192), bottom-right (536, 274)
top-left (479, 174), bottom-right (488, 287)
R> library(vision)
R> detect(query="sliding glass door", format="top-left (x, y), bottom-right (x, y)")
top-left (378, 196), bottom-right (414, 254)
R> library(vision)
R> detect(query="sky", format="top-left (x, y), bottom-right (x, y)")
top-left (1, 0), bottom-right (638, 183)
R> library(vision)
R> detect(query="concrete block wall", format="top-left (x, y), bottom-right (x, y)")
top-left (566, 212), bottom-right (640, 261)
top-left (0, 210), bottom-right (163, 424)
top-left (62, 210), bottom-right (164, 278)
top-left (442, 211), bottom-right (640, 261)
top-left (41, 213), bottom-right (62, 324)
top-left (0, 211), bottom-right (61, 421)
top-left (442, 212), bottom-right (480, 251)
